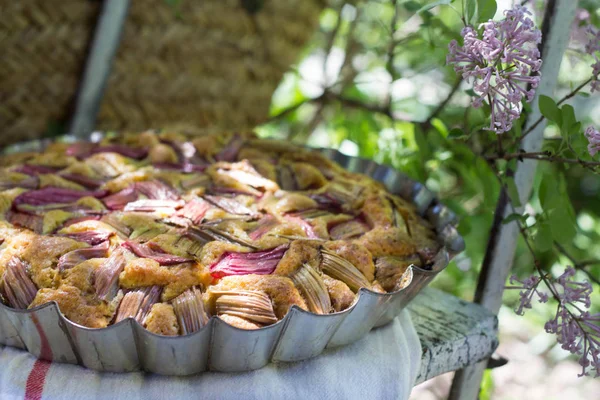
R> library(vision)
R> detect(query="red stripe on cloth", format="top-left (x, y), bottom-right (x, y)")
top-left (24, 360), bottom-right (51, 400)
top-left (24, 315), bottom-right (53, 399)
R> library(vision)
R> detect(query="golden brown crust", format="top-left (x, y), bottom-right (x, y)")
top-left (6, 234), bottom-right (86, 289)
top-left (62, 258), bottom-right (104, 294)
top-left (118, 258), bottom-right (210, 302)
top-left (273, 240), bottom-right (321, 277)
top-left (30, 285), bottom-right (117, 328)
top-left (324, 241), bottom-right (375, 282)
top-left (0, 131), bottom-right (440, 334)
top-left (218, 314), bottom-right (262, 330)
top-left (375, 255), bottom-right (420, 292)
top-left (322, 274), bottom-right (355, 312)
top-left (206, 275), bottom-right (307, 318)
top-left (145, 303), bottom-right (179, 336)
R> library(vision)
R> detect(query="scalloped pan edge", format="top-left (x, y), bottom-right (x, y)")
top-left (0, 139), bottom-right (464, 375)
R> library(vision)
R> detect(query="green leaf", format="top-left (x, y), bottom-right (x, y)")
top-left (560, 104), bottom-right (576, 136)
top-left (538, 173), bottom-right (561, 211)
top-left (570, 129), bottom-right (588, 154)
top-left (578, 92), bottom-right (591, 98)
top-left (403, 1), bottom-right (422, 12)
top-left (505, 177), bottom-right (521, 208)
top-left (448, 128), bottom-right (467, 139)
top-left (480, 370), bottom-right (495, 400)
top-left (477, 0), bottom-right (497, 22)
top-left (549, 208), bottom-right (577, 243)
top-left (417, 0), bottom-right (453, 14)
top-left (414, 125), bottom-right (432, 160)
top-left (459, 218), bottom-right (472, 236)
top-left (535, 221), bottom-right (553, 252)
top-left (539, 95), bottom-right (562, 125)
top-left (465, 0), bottom-right (477, 24)
top-left (569, 121), bottom-right (582, 137)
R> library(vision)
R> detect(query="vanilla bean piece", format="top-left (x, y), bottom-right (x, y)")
top-left (388, 196), bottom-right (410, 235)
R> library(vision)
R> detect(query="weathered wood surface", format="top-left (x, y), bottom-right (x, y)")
top-left (409, 288), bottom-right (498, 384)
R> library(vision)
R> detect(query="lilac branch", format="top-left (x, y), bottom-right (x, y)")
top-left (519, 78), bottom-right (593, 141)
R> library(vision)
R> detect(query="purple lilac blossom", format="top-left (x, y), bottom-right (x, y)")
top-left (509, 273), bottom-right (547, 316)
top-left (585, 25), bottom-right (600, 92)
top-left (585, 126), bottom-right (600, 156)
top-left (447, 6), bottom-right (542, 133)
top-left (509, 267), bottom-right (600, 377)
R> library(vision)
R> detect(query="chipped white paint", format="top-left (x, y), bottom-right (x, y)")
top-left (409, 288), bottom-right (498, 384)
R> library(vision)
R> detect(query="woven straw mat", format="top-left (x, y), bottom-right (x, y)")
top-left (0, 0), bottom-right (324, 145)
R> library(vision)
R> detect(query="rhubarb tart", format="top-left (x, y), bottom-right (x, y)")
top-left (0, 131), bottom-right (442, 335)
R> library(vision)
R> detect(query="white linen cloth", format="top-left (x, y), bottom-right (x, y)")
top-left (0, 310), bottom-right (420, 400)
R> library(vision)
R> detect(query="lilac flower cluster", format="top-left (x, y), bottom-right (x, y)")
top-left (509, 273), bottom-right (548, 316)
top-left (585, 126), bottom-right (600, 157)
top-left (509, 267), bottom-right (600, 377)
top-left (585, 24), bottom-right (600, 92)
top-left (447, 6), bottom-right (542, 133)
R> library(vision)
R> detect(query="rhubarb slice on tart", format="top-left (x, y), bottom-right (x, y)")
top-left (0, 130), bottom-right (440, 333)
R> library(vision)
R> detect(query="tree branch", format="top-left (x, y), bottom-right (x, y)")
top-left (554, 242), bottom-right (600, 286)
top-left (485, 151), bottom-right (600, 167)
top-left (519, 78), bottom-right (592, 141)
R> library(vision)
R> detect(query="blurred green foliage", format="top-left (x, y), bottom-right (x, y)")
top-left (259, 0), bottom-right (600, 316)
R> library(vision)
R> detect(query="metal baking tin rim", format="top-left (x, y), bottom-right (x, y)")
top-left (0, 134), bottom-right (465, 374)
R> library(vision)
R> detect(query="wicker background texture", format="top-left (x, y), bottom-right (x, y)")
top-left (0, 0), bottom-right (324, 144)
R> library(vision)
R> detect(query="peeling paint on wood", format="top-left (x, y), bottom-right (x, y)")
top-left (409, 288), bottom-right (497, 384)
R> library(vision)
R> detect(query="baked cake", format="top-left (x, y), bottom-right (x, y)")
top-left (0, 131), bottom-right (439, 335)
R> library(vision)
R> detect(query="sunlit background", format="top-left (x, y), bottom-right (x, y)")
top-left (259, 0), bottom-right (600, 398)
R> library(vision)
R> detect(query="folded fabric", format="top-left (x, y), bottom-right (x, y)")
top-left (0, 310), bottom-right (420, 400)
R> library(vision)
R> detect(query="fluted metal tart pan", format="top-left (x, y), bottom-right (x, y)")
top-left (0, 134), bottom-right (464, 375)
